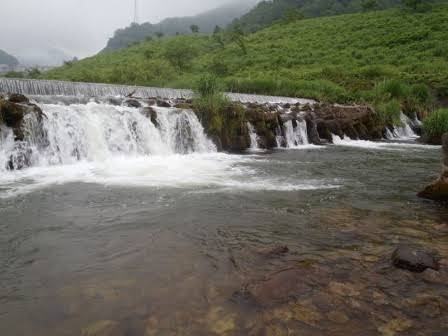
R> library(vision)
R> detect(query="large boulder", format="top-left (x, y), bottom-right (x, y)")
top-left (0, 96), bottom-right (44, 141)
top-left (392, 246), bottom-right (439, 273)
top-left (418, 133), bottom-right (448, 201)
top-left (309, 103), bottom-right (379, 142)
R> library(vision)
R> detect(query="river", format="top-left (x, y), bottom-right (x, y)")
top-left (0, 99), bottom-right (447, 335)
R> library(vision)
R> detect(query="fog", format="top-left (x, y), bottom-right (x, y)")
top-left (0, 0), bottom-right (257, 65)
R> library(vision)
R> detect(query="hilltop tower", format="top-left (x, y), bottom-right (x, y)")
top-left (133, 0), bottom-right (139, 24)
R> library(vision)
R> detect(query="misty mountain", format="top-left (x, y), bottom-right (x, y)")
top-left (102, 0), bottom-right (258, 52)
top-left (0, 49), bottom-right (19, 66)
top-left (231, 0), bottom-right (404, 32)
top-left (16, 47), bottom-right (72, 67)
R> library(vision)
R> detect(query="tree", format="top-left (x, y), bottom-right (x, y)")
top-left (190, 24), bottom-right (199, 34)
top-left (155, 32), bottom-right (164, 39)
top-left (362, 0), bottom-right (378, 11)
top-left (229, 24), bottom-right (247, 55)
top-left (213, 25), bottom-right (225, 48)
top-left (283, 8), bottom-right (304, 23)
top-left (163, 38), bottom-right (199, 69)
top-left (27, 67), bottom-right (41, 79)
top-left (402, 0), bottom-right (423, 11)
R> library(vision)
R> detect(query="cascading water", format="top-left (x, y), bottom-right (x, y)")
top-left (283, 120), bottom-right (309, 148)
top-left (0, 102), bottom-right (216, 171)
top-left (386, 112), bottom-right (419, 140)
top-left (246, 122), bottom-right (260, 150)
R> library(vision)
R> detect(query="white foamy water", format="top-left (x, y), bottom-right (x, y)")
top-left (386, 112), bottom-right (419, 140)
top-left (0, 102), bottom-right (337, 197)
top-left (332, 135), bottom-right (440, 150)
top-left (246, 122), bottom-right (261, 151)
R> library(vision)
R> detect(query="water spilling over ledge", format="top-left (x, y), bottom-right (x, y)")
top-left (0, 78), bottom-right (315, 105)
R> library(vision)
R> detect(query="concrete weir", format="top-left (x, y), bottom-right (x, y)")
top-left (0, 78), bottom-right (315, 105)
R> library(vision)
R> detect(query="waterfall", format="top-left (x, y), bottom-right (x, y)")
top-left (283, 120), bottom-right (309, 148)
top-left (0, 102), bottom-right (216, 171)
top-left (246, 122), bottom-right (260, 150)
top-left (0, 78), bottom-right (315, 105)
top-left (386, 112), bottom-right (418, 140)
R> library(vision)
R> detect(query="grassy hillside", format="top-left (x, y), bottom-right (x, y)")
top-left (44, 5), bottom-right (448, 111)
top-left (230, 0), bottom-right (403, 33)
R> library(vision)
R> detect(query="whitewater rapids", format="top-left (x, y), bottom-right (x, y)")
top-left (0, 102), bottom-right (338, 198)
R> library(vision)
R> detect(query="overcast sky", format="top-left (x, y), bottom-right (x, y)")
top-left (0, 0), bottom-right (253, 64)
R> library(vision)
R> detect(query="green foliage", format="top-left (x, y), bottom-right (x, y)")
top-left (231, 0), bottom-right (407, 33)
top-left (362, 0), bottom-right (379, 11)
top-left (44, 4), bottom-right (448, 113)
top-left (190, 24), bottom-right (199, 34)
top-left (423, 108), bottom-right (448, 137)
top-left (283, 8), bottom-right (305, 23)
top-left (3, 71), bottom-right (24, 78)
top-left (375, 99), bottom-right (402, 125)
top-left (163, 37), bottom-right (199, 69)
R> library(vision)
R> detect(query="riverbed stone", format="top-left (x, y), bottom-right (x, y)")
top-left (240, 267), bottom-right (313, 306)
top-left (391, 246), bottom-right (439, 273)
top-left (419, 133), bottom-right (448, 201)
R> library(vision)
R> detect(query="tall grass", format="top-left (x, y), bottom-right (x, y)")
top-left (423, 108), bottom-right (448, 137)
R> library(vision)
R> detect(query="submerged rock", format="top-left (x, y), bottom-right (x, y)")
top-left (141, 107), bottom-right (159, 127)
top-left (392, 246), bottom-right (439, 273)
top-left (123, 98), bottom-right (142, 108)
top-left (156, 99), bottom-right (171, 108)
top-left (418, 133), bottom-right (448, 201)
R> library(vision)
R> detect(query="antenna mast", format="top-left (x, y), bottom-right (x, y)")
top-left (133, 0), bottom-right (138, 24)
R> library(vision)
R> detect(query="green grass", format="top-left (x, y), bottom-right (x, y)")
top-left (43, 5), bottom-right (448, 118)
top-left (423, 108), bottom-right (448, 137)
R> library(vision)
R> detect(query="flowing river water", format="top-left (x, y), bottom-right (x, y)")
top-left (0, 98), bottom-right (447, 335)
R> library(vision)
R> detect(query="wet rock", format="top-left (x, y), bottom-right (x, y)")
top-left (107, 97), bottom-right (123, 106)
top-left (175, 103), bottom-right (193, 110)
top-left (0, 96), bottom-right (44, 141)
top-left (156, 99), bottom-right (171, 108)
top-left (328, 281), bottom-right (362, 297)
top-left (377, 318), bottom-right (413, 336)
top-left (419, 133), bottom-right (448, 201)
top-left (141, 107), bottom-right (159, 127)
top-left (123, 99), bottom-right (142, 108)
top-left (391, 246), bottom-right (439, 273)
top-left (240, 268), bottom-right (313, 306)
top-left (203, 307), bottom-right (236, 335)
top-left (327, 310), bottom-right (349, 324)
top-left (8, 93), bottom-right (30, 104)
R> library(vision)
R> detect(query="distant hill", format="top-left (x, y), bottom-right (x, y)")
top-left (231, 0), bottom-right (405, 32)
top-left (0, 49), bottom-right (19, 66)
top-left (103, 1), bottom-right (258, 52)
top-left (45, 4), bottom-right (448, 104)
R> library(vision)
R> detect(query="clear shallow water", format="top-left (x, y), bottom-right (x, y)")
top-left (1, 143), bottom-right (447, 336)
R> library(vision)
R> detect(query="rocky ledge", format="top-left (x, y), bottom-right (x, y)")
top-left (418, 133), bottom-right (448, 201)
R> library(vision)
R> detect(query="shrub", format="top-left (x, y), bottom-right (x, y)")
top-left (374, 79), bottom-right (410, 101)
top-left (375, 99), bottom-right (402, 125)
top-left (423, 108), bottom-right (448, 137)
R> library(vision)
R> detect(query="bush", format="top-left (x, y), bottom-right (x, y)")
top-left (375, 99), bottom-right (402, 125)
top-left (423, 108), bottom-right (448, 137)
